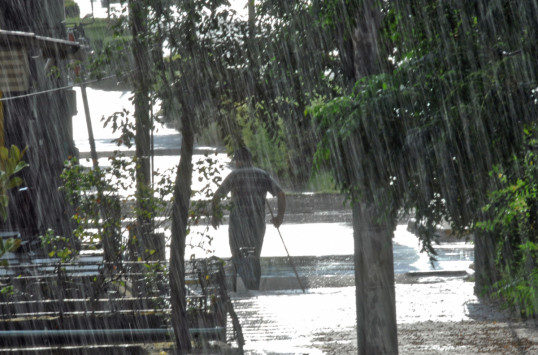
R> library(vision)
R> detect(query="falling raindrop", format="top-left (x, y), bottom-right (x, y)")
top-left (0, 0), bottom-right (535, 354)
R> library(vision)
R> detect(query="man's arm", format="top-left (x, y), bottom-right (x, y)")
top-left (271, 191), bottom-right (286, 228)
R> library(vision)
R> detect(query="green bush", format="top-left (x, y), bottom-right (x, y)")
top-left (64, 0), bottom-right (80, 18)
top-left (476, 126), bottom-right (538, 318)
top-left (235, 101), bottom-right (289, 182)
top-left (304, 170), bottom-right (337, 193)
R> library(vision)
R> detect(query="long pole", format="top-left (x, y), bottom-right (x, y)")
top-left (266, 200), bottom-right (306, 293)
top-left (80, 83), bottom-right (99, 169)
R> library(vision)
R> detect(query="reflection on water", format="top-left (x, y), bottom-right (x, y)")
top-left (232, 279), bottom-right (478, 353)
top-left (182, 224), bottom-right (473, 277)
top-left (232, 287), bottom-right (355, 354)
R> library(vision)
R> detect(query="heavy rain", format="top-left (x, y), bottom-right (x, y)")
top-left (0, 1), bottom-right (536, 354)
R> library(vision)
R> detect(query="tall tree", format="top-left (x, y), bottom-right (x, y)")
top-left (338, 1), bottom-right (398, 353)
top-left (155, 1), bottom-right (244, 350)
top-left (86, 0), bottom-right (246, 350)
top-left (311, 1), bottom-right (537, 351)
top-left (389, 0), bottom-right (538, 293)
top-left (128, 0), bottom-right (154, 248)
top-left (311, 0), bottom-right (400, 352)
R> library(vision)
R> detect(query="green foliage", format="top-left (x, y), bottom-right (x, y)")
top-left (0, 237), bottom-right (21, 263)
top-left (39, 229), bottom-right (77, 263)
top-left (83, 21), bottom-right (132, 79)
top-left (476, 127), bottom-right (538, 317)
top-left (0, 285), bottom-right (14, 296)
top-left (188, 153), bottom-right (227, 254)
top-left (303, 169), bottom-right (337, 194)
top-left (60, 150), bottom-right (224, 261)
top-left (241, 1), bottom-right (342, 187)
top-left (308, 73), bottom-right (404, 228)
top-left (491, 267), bottom-right (538, 318)
top-left (0, 145), bottom-right (28, 222)
top-left (83, 18), bottom-right (122, 51)
top-left (235, 101), bottom-right (289, 180)
top-left (0, 145), bottom-right (27, 294)
top-left (65, 8), bottom-right (131, 78)
top-left (64, 0), bottom-right (80, 18)
top-left (309, 0), bottom-right (537, 256)
top-left (61, 155), bottom-right (167, 262)
top-left (195, 122), bottom-right (222, 147)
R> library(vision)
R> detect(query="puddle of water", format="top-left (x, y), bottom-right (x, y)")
top-left (396, 280), bottom-right (478, 323)
top-left (183, 223), bottom-right (354, 261)
top-left (232, 287), bottom-right (355, 353)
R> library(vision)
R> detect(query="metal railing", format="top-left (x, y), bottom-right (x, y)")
top-left (0, 252), bottom-right (244, 352)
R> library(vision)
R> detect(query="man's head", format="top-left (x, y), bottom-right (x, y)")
top-left (233, 146), bottom-right (253, 167)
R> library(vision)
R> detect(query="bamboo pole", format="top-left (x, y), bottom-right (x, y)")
top-left (266, 200), bottom-right (306, 293)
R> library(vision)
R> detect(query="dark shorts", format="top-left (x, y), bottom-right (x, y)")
top-left (232, 252), bottom-right (261, 290)
top-left (228, 212), bottom-right (266, 290)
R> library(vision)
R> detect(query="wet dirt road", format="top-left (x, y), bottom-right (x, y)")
top-left (230, 278), bottom-right (538, 354)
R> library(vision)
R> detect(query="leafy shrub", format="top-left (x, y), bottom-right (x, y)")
top-left (0, 145), bottom-right (28, 222)
top-left (64, 0), bottom-right (80, 18)
top-left (235, 101), bottom-right (289, 182)
top-left (476, 126), bottom-right (538, 317)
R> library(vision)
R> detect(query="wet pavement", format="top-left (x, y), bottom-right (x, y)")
top-left (187, 224), bottom-right (474, 276)
top-left (227, 278), bottom-right (484, 354)
top-left (227, 276), bottom-right (538, 355)
top-left (230, 287), bottom-right (356, 354)
top-left (219, 224), bottom-right (478, 354)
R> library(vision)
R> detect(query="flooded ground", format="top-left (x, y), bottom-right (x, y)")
top-left (228, 270), bottom-right (538, 354)
top-left (231, 280), bottom-right (473, 354)
top-left (186, 224), bottom-right (474, 278)
top-left (223, 225), bottom-right (479, 353)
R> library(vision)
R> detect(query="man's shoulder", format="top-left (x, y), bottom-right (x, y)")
top-left (235, 167), bottom-right (269, 175)
top-left (229, 167), bottom-right (274, 183)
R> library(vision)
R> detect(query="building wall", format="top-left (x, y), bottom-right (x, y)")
top-left (0, 0), bottom-right (77, 241)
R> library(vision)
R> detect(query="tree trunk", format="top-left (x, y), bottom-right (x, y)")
top-left (248, 0), bottom-right (255, 41)
top-left (474, 229), bottom-right (500, 294)
top-left (353, 201), bottom-right (398, 355)
top-left (348, 1), bottom-right (399, 353)
top-left (129, 0), bottom-right (152, 234)
top-left (169, 102), bottom-right (195, 352)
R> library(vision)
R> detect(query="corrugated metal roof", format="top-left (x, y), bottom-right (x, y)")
top-left (0, 29), bottom-right (84, 60)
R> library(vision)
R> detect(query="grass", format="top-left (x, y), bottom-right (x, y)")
top-left (65, 16), bottom-right (130, 49)
top-left (303, 170), bottom-right (338, 193)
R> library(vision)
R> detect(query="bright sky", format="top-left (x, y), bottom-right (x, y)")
top-left (75, 0), bottom-right (247, 19)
